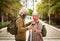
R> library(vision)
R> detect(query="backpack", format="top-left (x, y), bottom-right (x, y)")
top-left (7, 18), bottom-right (18, 35)
top-left (41, 25), bottom-right (47, 37)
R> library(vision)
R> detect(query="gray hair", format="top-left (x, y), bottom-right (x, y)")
top-left (19, 8), bottom-right (28, 15)
top-left (32, 11), bottom-right (39, 16)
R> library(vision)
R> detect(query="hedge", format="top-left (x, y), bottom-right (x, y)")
top-left (0, 21), bottom-right (10, 29)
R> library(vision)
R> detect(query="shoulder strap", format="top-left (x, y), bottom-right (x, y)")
top-left (36, 21), bottom-right (39, 29)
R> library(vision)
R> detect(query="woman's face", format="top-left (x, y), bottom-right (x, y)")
top-left (33, 15), bottom-right (38, 22)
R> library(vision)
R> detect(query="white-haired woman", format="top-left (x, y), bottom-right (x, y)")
top-left (28, 11), bottom-right (43, 41)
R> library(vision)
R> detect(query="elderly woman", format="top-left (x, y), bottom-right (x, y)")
top-left (28, 11), bottom-right (43, 41)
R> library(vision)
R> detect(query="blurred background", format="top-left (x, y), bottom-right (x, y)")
top-left (0, 0), bottom-right (60, 41)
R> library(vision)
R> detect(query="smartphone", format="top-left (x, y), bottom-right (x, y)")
top-left (31, 22), bottom-right (35, 26)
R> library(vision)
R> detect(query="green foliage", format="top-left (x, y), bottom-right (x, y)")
top-left (36, 0), bottom-right (60, 25)
top-left (0, 21), bottom-right (10, 29)
top-left (28, 9), bottom-right (33, 15)
top-left (48, 1), bottom-right (60, 16)
top-left (36, 0), bottom-right (60, 17)
top-left (0, 0), bottom-right (23, 21)
top-left (36, 1), bottom-right (49, 17)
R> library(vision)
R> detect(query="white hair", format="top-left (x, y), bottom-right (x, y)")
top-left (19, 8), bottom-right (28, 15)
top-left (32, 11), bottom-right (38, 16)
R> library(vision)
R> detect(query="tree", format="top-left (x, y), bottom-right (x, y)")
top-left (0, 0), bottom-right (23, 22)
top-left (36, 0), bottom-right (60, 25)
top-left (28, 9), bottom-right (33, 15)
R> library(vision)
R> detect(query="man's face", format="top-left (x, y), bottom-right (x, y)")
top-left (20, 11), bottom-right (27, 19)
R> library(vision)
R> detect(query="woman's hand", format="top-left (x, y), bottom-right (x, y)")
top-left (26, 25), bottom-right (33, 30)
top-left (31, 27), bottom-right (37, 32)
top-left (26, 25), bottom-right (37, 31)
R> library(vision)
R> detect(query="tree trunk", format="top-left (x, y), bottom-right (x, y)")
top-left (2, 13), bottom-right (4, 24)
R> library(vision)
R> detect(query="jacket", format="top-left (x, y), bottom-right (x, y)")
top-left (15, 16), bottom-right (27, 40)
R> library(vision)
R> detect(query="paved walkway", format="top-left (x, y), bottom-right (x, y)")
top-left (39, 20), bottom-right (60, 37)
top-left (0, 17), bottom-right (60, 41)
top-left (0, 28), bottom-right (15, 41)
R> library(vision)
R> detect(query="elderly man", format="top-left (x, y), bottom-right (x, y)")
top-left (15, 8), bottom-right (31, 41)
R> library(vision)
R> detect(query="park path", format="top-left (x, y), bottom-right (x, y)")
top-left (0, 16), bottom-right (60, 41)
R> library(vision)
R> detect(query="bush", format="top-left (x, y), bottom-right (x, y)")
top-left (0, 22), bottom-right (10, 29)
top-left (28, 9), bottom-right (33, 15)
